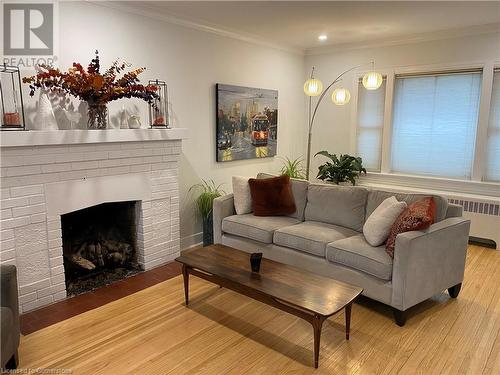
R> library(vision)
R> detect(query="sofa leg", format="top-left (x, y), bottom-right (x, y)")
top-left (393, 308), bottom-right (407, 327)
top-left (5, 350), bottom-right (18, 369)
top-left (448, 283), bottom-right (462, 298)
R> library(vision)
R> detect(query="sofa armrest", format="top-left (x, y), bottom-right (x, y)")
top-left (213, 193), bottom-right (235, 244)
top-left (391, 217), bottom-right (470, 311)
top-left (446, 203), bottom-right (463, 218)
top-left (1, 265), bottom-right (20, 344)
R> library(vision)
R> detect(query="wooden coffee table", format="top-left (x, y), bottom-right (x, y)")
top-left (175, 244), bottom-right (363, 368)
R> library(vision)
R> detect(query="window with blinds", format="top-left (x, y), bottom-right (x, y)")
top-left (485, 69), bottom-right (500, 182)
top-left (390, 70), bottom-right (482, 179)
top-left (356, 77), bottom-right (386, 171)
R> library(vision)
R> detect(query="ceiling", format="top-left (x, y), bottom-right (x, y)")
top-left (119, 1), bottom-right (500, 53)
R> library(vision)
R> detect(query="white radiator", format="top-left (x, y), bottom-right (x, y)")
top-left (447, 196), bottom-right (500, 249)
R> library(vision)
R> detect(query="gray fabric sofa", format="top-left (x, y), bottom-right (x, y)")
top-left (213, 174), bottom-right (471, 326)
top-left (1, 265), bottom-right (20, 369)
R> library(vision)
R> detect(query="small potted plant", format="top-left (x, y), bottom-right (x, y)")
top-left (279, 156), bottom-right (306, 180)
top-left (189, 179), bottom-right (224, 246)
top-left (315, 151), bottom-right (366, 185)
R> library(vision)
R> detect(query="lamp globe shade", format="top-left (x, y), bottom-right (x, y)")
top-left (362, 71), bottom-right (383, 90)
top-left (331, 87), bottom-right (351, 105)
top-left (304, 78), bottom-right (323, 96)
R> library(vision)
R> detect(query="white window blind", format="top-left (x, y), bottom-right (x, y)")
top-left (485, 70), bottom-right (500, 181)
top-left (391, 71), bottom-right (482, 179)
top-left (356, 78), bottom-right (386, 171)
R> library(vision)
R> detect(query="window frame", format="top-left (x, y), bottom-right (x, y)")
top-left (351, 68), bottom-right (394, 172)
top-left (390, 68), bottom-right (483, 180)
top-left (481, 67), bottom-right (500, 182)
top-left (353, 74), bottom-right (388, 172)
top-left (352, 61), bottom-right (500, 194)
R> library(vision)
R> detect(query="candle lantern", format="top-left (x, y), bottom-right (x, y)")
top-left (0, 64), bottom-right (25, 130)
top-left (148, 80), bottom-right (169, 128)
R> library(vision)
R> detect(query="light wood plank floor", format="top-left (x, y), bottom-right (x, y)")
top-left (19, 245), bottom-right (500, 374)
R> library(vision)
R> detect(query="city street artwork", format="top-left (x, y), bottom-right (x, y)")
top-left (216, 84), bottom-right (278, 162)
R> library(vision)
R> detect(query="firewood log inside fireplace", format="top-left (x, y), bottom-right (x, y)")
top-left (65, 239), bottom-right (133, 271)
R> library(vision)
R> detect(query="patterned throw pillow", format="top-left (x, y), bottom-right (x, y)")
top-left (385, 197), bottom-right (436, 258)
top-left (363, 196), bottom-right (407, 247)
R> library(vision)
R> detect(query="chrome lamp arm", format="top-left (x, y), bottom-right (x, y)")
top-left (305, 61), bottom-right (374, 180)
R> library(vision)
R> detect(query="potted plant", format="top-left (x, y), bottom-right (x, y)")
top-left (315, 151), bottom-right (366, 185)
top-left (189, 179), bottom-right (225, 246)
top-left (279, 156), bottom-right (306, 180)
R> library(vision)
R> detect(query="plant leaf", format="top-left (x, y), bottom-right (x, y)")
top-left (190, 179), bottom-right (225, 218)
top-left (314, 152), bottom-right (366, 185)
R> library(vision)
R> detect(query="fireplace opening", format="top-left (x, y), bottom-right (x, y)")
top-left (61, 201), bottom-right (142, 296)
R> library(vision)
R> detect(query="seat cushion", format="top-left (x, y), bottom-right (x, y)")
top-left (274, 221), bottom-right (359, 257)
top-left (366, 189), bottom-right (448, 223)
top-left (222, 214), bottom-right (300, 244)
top-left (257, 173), bottom-right (309, 221)
top-left (326, 234), bottom-right (393, 280)
top-left (305, 183), bottom-right (368, 232)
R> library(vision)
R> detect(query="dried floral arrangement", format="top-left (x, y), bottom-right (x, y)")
top-left (22, 50), bottom-right (158, 129)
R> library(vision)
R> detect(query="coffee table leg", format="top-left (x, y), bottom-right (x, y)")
top-left (345, 303), bottom-right (352, 340)
top-left (312, 314), bottom-right (324, 369)
top-left (182, 264), bottom-right (189, 306)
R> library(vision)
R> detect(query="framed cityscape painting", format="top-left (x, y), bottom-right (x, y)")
top-left (216, 84), bottom-right (278, 162)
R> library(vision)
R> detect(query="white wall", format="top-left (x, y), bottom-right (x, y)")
top-left (21, 1), bottom-right (307, 248)
top-left (304, 32), bottom-right (500, 180)
top-left (21, 2), bottom-right (498, 248)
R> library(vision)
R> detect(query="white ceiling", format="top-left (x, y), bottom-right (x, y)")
top-left (119, 1), bottom-right (500, 53)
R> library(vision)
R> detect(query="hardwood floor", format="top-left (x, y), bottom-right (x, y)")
top-left (19, 245), bottom-right (500, 374)
top-left (19, 262), bottom-right (182, 335)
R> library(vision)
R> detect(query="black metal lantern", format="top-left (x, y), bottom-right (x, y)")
top-left (0, 64), bottom-right (25, 130)
top-left (148, 79), bottom-right (169, 128)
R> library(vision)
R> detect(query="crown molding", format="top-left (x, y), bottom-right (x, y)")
top-left (305, 23), bottom-right (500, 56)
top-left (87, 2), bottom-right (500, 58)
top-left (89, 1), bottom-right (304, 56)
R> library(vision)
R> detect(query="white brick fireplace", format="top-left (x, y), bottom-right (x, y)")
top-left (0, 129), bottom-right (188, 313)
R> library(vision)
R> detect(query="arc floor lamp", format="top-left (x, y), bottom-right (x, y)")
top-left (303, 62), bottom-right (383, 180)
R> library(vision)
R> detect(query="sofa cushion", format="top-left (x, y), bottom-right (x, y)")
top-left (363, 196), bottom-right (407, 246)
top-left (249, 175), bottom-right (296, 216)
top-left (304, 183), bottom-right (368, 232)
top-left (274, 221), bottom-right (359, 257)
top-left (385, 197), bottom-right (436, 258)
top-left (257, 173), bottom-right (309, 221)
top-left (232, 176), bottom-right (253, 215)
top-left (366, 189), bottom-right (448, 223)
top-left (222, 214), bottom-right (300, 244)
top-left (326, 234), bottom-right (393, 280)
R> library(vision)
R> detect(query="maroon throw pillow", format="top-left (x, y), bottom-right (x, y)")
top-left (385, 197), bottom-right (436, 258)
top-left (248, 175), bottom-right (296, 216)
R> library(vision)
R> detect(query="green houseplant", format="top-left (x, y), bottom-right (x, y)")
top-left (315, 151), bottom-right (366, 185)
top-left (189, 179), bottom-right (224, 246)
top-left (279, 157), bottom-right (306, 180)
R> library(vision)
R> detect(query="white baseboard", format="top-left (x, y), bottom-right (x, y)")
top-left (181, 232), bottom-right (203, 251)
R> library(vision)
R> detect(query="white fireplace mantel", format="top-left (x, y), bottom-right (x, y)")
top-left (1, 129), bottom-right (186, 313)
top-left (0, 128), bottom-right (189, 148)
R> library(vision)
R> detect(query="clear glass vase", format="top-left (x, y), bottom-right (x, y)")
top-left (87, 102), bottom-right (108, 129)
